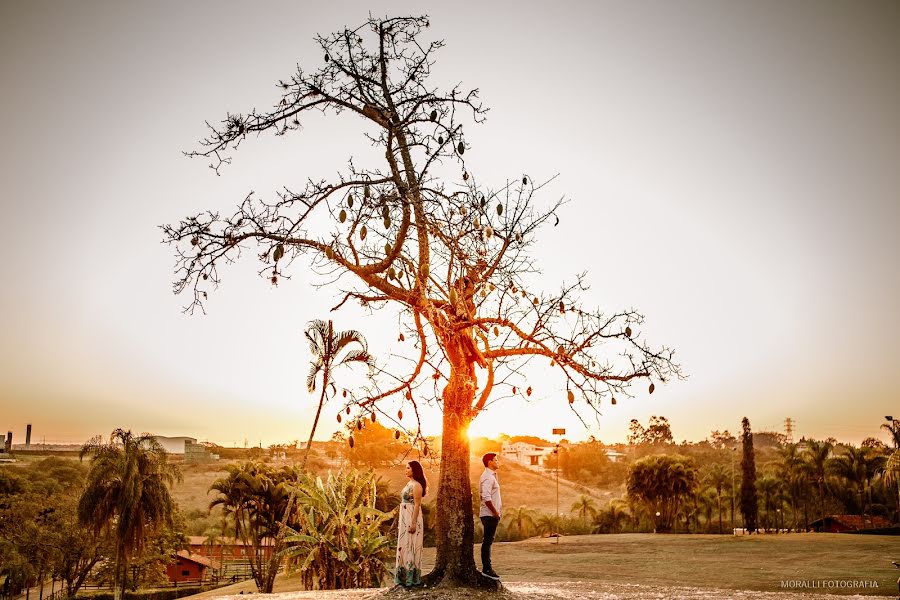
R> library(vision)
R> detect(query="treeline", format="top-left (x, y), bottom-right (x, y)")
top-left (0, 430), bottom-right (397, 599)
top-left (552, 416), bottom-right (900, 534)
top-left (0, 458), bottom-right (185, 599)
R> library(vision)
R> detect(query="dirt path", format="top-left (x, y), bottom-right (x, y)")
top-left (199, 581), bottom-right (885, 600)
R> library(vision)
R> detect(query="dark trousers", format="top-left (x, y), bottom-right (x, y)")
top-left (480, 516), bottom-right (500, 571)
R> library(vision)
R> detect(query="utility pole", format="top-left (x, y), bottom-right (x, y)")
top-left (552, 428), bottom-right (565, 545)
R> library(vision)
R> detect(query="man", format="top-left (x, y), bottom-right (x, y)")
top-left (478, 452), bottom-right (502, 579)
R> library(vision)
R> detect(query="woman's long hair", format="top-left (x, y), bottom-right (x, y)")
top-left (408, 460), bottom-right (427, 497)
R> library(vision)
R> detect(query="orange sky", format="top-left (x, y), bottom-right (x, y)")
top-left (1, 1), bottom-right (898, 448)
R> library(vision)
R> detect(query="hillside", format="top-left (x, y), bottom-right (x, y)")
top-left (171, 455), bottom-right (615, 517)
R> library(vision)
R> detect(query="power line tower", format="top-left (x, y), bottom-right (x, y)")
top-left (783, 418), bottom-right (794, 444)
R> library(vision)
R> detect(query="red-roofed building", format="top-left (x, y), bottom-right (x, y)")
top-left (186, 536), bottom-right (275, 561)
top-left (166, 550), bottom-right (218, 583)
top-left (809, 514), bottom-right (892, 533)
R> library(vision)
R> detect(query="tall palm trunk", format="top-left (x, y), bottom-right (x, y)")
top-left (302, 364), bottom-right (329, 470)
top-left (717, 492), bottom-right (723, 534)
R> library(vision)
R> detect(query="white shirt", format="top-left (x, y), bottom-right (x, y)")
top-left (479, 468), bottom-right (502, 518)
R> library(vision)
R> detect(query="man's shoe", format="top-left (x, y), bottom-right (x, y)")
top-left (483, 569), bottom-right (500, 579)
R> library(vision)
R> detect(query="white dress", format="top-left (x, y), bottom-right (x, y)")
top-left (394, 481), bottom-right (424, 586)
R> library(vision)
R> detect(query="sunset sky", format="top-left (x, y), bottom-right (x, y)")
top-left (1, 1), bottom-right (898, 449)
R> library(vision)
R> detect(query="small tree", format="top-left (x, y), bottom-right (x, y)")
top-left (571, 495), bottom-right (598, 529)
top-left (739, 417), bottom-right (758, 532)
top-left (163, 15), bottom-right (680, 588)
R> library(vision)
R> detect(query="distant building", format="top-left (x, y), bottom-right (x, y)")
top-left (809, 515), bottom-right (892, 533)
top-left (605, 450), bottom-right (626, 463)
top-left (185, 440), bottom-right (219, 463)
top-left (166, 550), bottom-right (217, 583)
top-left (501, 441), bottom-right (626, 469)
top-left (153, 436), bottom-right (197, 454)
top-left (501, 441), bottom-right (556, 468)
top-left (186, 536), bottom-right (274, 561)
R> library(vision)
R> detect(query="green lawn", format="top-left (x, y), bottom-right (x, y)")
top-left (187, 533), bottom-right (899, 598)
top-left (490, 533), bottom-right (898, 596)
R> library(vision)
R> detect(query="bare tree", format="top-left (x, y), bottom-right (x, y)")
top-left (163, 15), bottom-right (680, 589)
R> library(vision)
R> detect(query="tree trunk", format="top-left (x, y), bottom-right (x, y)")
top-left (112, 547), bottom-right (123, 600)
top-left (302, 367), bottom-right (329, 470)
top-left (423, 348), bottom-right (500, 591)
top-left (717, 493), bottom-right (723, 534)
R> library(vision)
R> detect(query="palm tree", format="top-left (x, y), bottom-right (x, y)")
top-left (598, 499), bottom-right (631, 534)
top-left (504, 506), bottom-right (537, 540)
top-left (756, 475), bottom-right (780, 532)
top-left (78, 429), bottom-right (180, 600)
top-left (804, 439), bottom-right (832, 524)
top-left (880, 419), bottom-right (900, 524)
top-left (696, 487), bottom-right (718, 533)
top-left (704, 463), bottom-right (729, 533)
top-left (881, 451), bottom-right (900, 523)
top-left (209, 462), bottom-right (298, 592)
top-left (535, 513), bottom-right (560, 536)
top-left (570, 495), bottom-right (598, 529)
top-left (626, 454), bottom-right (699, 533)
top-left (830, 445), bottom-right (884, 529)
top-left (776, 443), bottom-right (809, 531)
top-left (303, 319), bottom-right (373, 469)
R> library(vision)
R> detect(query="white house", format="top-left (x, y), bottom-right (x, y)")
top-left (152, 435), bottom-right (197, 454)
top-left (605, 450), bottom-right (626, 463)
top-left (500, 441), bottom-right (557, 469)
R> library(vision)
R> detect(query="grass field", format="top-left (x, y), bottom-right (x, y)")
top-left (187, 533), bottom-right (899, 598)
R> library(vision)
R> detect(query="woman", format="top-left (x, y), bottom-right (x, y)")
top-left (395, 460), bottom-right (426, 587)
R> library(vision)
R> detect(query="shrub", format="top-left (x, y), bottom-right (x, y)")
top-left (283, 469), bottom-right (392, 590)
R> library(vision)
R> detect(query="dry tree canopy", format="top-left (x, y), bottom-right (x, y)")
top-left (163, 15), bottom-right (681, 440)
